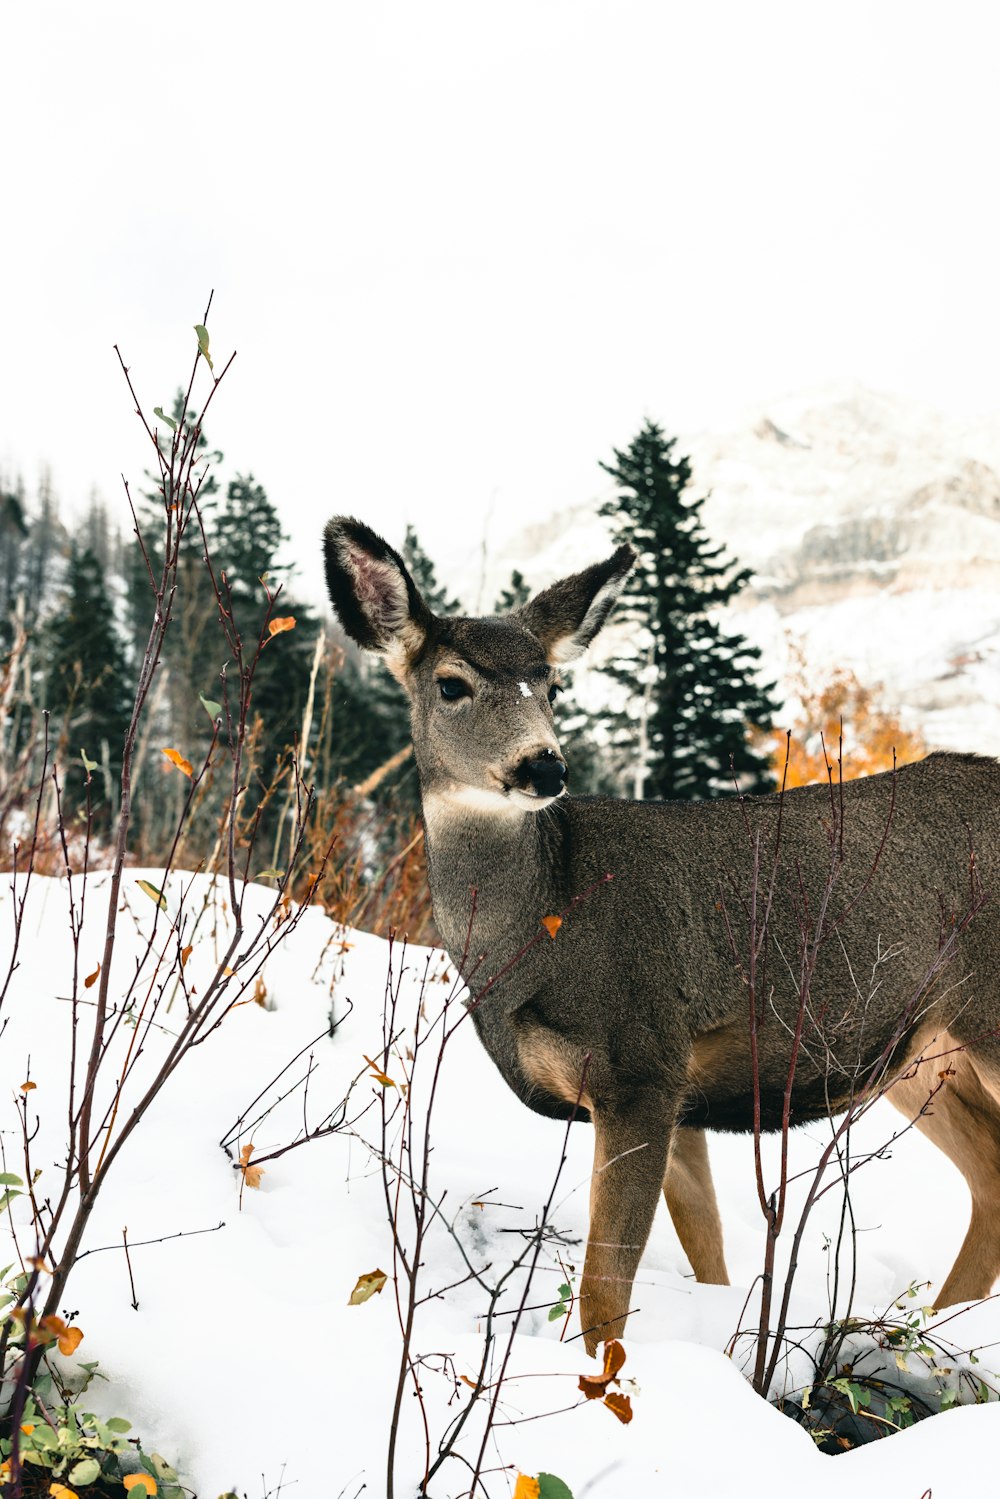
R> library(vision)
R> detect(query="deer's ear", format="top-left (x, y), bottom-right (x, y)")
top-left (518, 545), bottom-right (635, 665)
top-left (323, 517), bottom-right (433, 679)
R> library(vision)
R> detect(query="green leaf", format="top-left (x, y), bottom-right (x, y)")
top-left (0, 1174), bottom-right (23, 1187)
top-left (69, 1457), bottom-right (101, 1485)
top-left (255, 868), bottom-right (284, 880)
top-left (0, 1191), bottom-right (21, 1213)
top-left (136, 879), bottom-right (168, 912)
top-left (150, 1452), bottom-right (179, 1480)
top-left (548, 1302), bottom-right (568, 1321)
top-left (200, 693), bottom-right (223, 721)
top-left (80, 748), bottom-right (99, 772)
top-left (194, 323), bottom-right (214, 371)
top-left (538, 1476), bottom-right (575, 1499)
top-left (153, 406), bottom-right (178, 432)
top-left (105, 1417), bottom-right (131, 1434)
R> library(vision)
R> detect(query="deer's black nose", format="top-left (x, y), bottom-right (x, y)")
top-left (520, 750), bottom-right (568, 799)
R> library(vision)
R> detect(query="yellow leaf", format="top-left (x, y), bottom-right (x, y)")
top-left (84, 964), bottom-right (100, 989)
top-left (238, 1143), bottom-right (265, 1190)
top-left (20, 1081), bottom-right (36, 1092)
top-left (162, 747), bottom-right (194, 778)
top-left (136, 879), bottom-right (168, 911)
top-left (124, 1478), bottom-right (157, 1496)
top-left (513, 1479), bottom-right (540, 1499)
top-left (348, 1268), bottom-right (388, 1305)
top-left (267, 616), bottom-right (297, 637)
top-left (363, 1054), bottom-right (396, 1089)
top-left (541, 915), bottom-right (562, 940)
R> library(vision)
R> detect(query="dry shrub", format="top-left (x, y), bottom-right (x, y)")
top-left (293, 768), bottom-right (437, 944)
top-left (759, 648), bottom-right (926, 787)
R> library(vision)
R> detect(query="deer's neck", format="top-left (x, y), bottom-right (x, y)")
top-left (421, 789), bottom-right (561, 966)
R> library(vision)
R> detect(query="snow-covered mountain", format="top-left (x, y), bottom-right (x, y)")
top-left (495, 384), bottom-right (1000, 754)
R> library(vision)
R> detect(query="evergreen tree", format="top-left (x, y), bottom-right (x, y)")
top-left (0, 487), bottom-right (29, 648)
top-left (494, 569), bottom-right (532, 613)
top-left (210, 473), bottom-right (321, 758)
top-left (402, 526), bottom-right (461, 615)
top-left (597, 420), bottom-right (778, 800)
top-left (44, 545), bottom-right (131, 819)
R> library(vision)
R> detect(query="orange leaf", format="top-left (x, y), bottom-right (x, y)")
top-left (541, 915), bottom-right (562, 940)
top-left (180, 945), bottom-right (193, 967)
top-left (459, 1374), bottom-right (479, 1389)
top-left (49, 1484), bottom-right (78, 1499)
top-left (253, 976), bottom-right (268, 1007)
top-left (84, 964), bottom-right (100, 989)
top-left (161, 747), bottom-right (194, 778)
top-left (20, 1081), bottom-right (36, 1093)
top-left (579, 1338), bottom-right (627, 1399)
top-left (348, 1268), bottom-right (388, 1305)
top-left (123, 1478), bottom-right (157, 1496)
top-left (603, 1390), bottom-right (633, 1424)
top-left (363, 1054), bottom-right (396, 1089)
top-left (268, 616), bottom-right (297, 637)
top-left (20, 1423), bottom-right (34, 1435)
top-left (238, 1143), bottom-right (265, 1190)
top-left (513, 1479), bottom-right (540, 1499)
top-left (58, 1325), bottom-right (83, 1356)
top-left (40, 1314), bottom-right (82, 1354)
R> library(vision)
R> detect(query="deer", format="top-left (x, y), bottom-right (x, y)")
top-left (323, 515), bottom-right (1000, 1357)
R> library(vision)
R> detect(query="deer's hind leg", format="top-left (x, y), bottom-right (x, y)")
top-left (579, 1094), bottom-right (673, 1357)
top-left (888, 1028), bottom-right (1000, 1308)
top-left (662, 1127), bottom-right (729, 1285)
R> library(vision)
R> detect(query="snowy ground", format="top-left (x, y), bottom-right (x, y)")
top-left (2, 870), bottom-right (998, 1498)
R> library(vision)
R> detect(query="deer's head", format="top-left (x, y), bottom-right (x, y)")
top-left (323, 517), bottom-right (635, 817)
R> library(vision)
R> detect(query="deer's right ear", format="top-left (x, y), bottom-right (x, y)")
top-left (518, 544), bottom-right (636, 665)
top-left (323, 517), bottom-right (432, 680)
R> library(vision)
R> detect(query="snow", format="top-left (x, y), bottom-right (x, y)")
top-left (2, 868), bottom-right (1000, 1498)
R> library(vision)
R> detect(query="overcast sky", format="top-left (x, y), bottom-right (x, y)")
top-left (4, 2), bottom-right (1000, 602)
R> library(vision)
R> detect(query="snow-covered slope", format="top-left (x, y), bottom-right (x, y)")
top-left (3, 870), bottom-right (999, 1497)
top-left (491, 385), bottom-right (1000, 754)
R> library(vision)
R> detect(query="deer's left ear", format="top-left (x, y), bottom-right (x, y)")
top-left (518, 545), bottom-right (635, 665)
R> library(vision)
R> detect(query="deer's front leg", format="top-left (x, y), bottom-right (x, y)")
top-left (579, 1093), bottom-right (673, 1357)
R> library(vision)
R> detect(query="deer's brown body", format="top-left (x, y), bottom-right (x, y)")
top-left (324, 516), bottom-right (1000, 1354)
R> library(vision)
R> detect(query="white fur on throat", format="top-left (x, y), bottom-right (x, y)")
top-left (423, 785), bottom-right (526, 837)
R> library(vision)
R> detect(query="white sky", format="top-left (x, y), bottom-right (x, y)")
top-left (4, 1), bottom-right (1000, 603)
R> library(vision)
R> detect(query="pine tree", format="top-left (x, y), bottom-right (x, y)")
top-left (402, 526), bottom-right (461, 615)
top-left (44, 545), bottom-right (131, 819)
top-left (597, 420), bottom-right (778, 800)
top-left (494, 569), bottom-right (532, 613)
top-left (210, 472), bottom-right (321, 758)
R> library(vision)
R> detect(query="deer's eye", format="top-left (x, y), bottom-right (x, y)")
top-left (438, 677), bottom-right (471, 702)
top-left (547, 683), bottom-right (562, 705)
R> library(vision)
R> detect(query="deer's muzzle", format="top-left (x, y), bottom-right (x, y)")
top-left (516, 749), bottom-right (568, 799)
